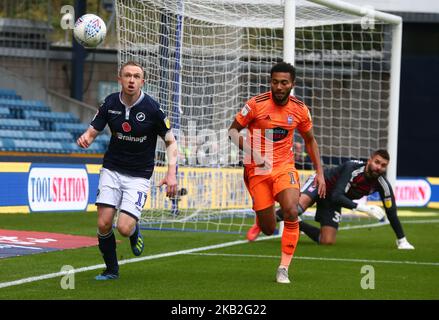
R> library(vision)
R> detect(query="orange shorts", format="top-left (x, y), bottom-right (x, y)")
top-left (244, 163), bottom-right (300, 212)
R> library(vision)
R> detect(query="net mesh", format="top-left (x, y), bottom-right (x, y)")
top-left (115, 0), bottom-right (396, 232)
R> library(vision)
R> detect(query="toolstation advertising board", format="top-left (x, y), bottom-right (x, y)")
top-left (0, 162), bottom-right (100, 214)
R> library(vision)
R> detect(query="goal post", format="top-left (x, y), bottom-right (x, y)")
top-left (114, 0), bottom-right (402, 233)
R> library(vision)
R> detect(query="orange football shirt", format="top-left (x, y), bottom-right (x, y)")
top-left (235, 91), bottom-right (312, 169)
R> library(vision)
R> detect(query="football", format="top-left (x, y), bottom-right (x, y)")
top-left (73, 14), bottom-right (107, 48)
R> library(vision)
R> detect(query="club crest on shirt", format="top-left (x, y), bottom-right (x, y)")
top-left (287, 115), bottom-right (294, 125)
top-left (122, 122), bottom-right (131, 132)
top-left (136, 112), bottom-right (146, 122)
top-left (164, 117), bottom-right (171, 129)
top-left (384, 197), bottom-right (393, 208)
top-left (240, 104), bottom-right (251, 117)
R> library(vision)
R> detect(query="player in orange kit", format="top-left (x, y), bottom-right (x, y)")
top-left (228, 62), bottom-right (326, 284)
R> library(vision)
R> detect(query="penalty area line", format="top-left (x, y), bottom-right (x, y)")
top-left (188, 252), bottom-right (439, 267)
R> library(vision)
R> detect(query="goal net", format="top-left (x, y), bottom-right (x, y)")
top-left (114, 0), bottom-right (401, 233)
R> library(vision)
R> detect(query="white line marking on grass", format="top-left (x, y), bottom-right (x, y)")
top-left (339, 221), bottom-right (389, 230)
top-left (0, 239), bottom-right (250, 289)
top-left (188, 252), bottom-right (439, 267)
top-left (400, 219), bottom-right (439, 224)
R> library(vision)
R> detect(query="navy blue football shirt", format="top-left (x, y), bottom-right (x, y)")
top-left (91, 91), bottom-right (171, 179)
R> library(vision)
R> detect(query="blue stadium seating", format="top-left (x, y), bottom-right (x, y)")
top-left (53, 122), bottom-right (89, 136)
top-left (0, 98), bottom-right (51, 118)
top-left (0, 129), bottom-right (23, 139)
top-left (0, 138), bottom-right (14, 151)
top-left (93, 134), bottom-right (110, 151)
top-left (0, 87), bottom-right (105, 155)
top-left (62, 142), bottom-right (105, 154)
top-left (0, 119), bottom-right (41, 131)
top-left (0, 130), bottom-right (74, 141)
top-left (0, 89), bottom-right (20, 100)
top-left (24, 131), bottom-right (74, 141)
top-left (22, 110), bottom-right (80, 130)
top-left (11, 139), bottom-right (65, 154)
top-left (0, 107), bottom-right (11, 118)
top-left (95, 134), bottom-right (110, 143)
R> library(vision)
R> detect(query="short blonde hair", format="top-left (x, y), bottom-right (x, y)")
top-left (119, 61), bottom-right (145, 78)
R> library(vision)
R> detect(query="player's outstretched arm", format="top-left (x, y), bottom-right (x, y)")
top-left (301, 129), bottom-right (326, 198)
top-left (77, 126), bottom-right (99, 149)
top-left (159, 131), bottom-right (178, 198)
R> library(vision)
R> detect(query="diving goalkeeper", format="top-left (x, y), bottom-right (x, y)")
top-left (247, 149), bottom-right (415, 250)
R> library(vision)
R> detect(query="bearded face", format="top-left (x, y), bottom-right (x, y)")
top-left (365, 155), bottom-right (389, 179)
top-left (271, 72), bottom-right (294, 106)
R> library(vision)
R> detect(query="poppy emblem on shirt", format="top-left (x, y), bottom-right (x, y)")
top-left (136, 112), bottom-right (146, 122)
top-left (287, 115), bottom-right (294, 125)
top-left (122, 122), bottom-right (131, 132)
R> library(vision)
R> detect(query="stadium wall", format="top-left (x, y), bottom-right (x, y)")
top-left (0, 162), bottom-right (438, 214)
top-left (0, 47), bottom-right (118, 107)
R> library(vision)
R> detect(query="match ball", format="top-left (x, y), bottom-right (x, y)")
top-left (73, 14), bottom-right (106, 48)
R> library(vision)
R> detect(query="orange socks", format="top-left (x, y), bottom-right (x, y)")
top-left (280, 220), bottom-right (299, 267)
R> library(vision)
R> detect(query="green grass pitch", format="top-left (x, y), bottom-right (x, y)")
top-left (0, 209), bottom-right (438, 300)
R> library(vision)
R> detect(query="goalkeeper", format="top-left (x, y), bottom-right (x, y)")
top-left (247, 149), bottom-right (415, 250)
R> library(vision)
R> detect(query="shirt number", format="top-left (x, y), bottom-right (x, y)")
top-left (135, 192), bottom-right (147, 208)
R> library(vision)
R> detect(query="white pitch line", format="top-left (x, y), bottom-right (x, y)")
top-left (400, 219), bottom-right (439, 224)
top-left (339, 221), bottom-right (389, 230)
top-left (188, 252), bottom-right (439, 267)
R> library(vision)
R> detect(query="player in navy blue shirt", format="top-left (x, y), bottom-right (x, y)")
top-left (77, 61), bottom-right (178, 280)
top-left (247, 150), bottom-right (415, 249)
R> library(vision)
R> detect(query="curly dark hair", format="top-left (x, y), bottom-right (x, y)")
top-left (270, 62), bottom-right (296, 82)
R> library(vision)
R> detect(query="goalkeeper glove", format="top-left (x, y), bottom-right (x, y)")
top-left (355, 204), bottom-right (386, 222)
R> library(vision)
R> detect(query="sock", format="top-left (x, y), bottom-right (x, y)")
top-left (98, 230), bottom-right (119, 274)
top-left (299, 221), bottom-right (320, 243)
top-left (129, 223), bottom-right (139, 246)
top-left (280, 220), bottom-right (299, 268)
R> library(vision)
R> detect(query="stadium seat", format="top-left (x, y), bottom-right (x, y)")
top-left (0, 138), bottom-right (14, 151)
top-left (53, 122), bottom-right (89, 136)
top-left (0, 107), bottom-right (11, 118)
top-left (95, 134), bottom-right (111, 143)
top-left (0, 88), bottom-right (20, 100)
top-left (0, 99), bottom-right (51, 118)
top-left (0, 130), bottom-right (74, 142)
top-left (62, 142), bottom-right (104, 154)
top-left (0, 119), bottom-right (41, 131)
top-left (0, 129), bottom-right (24, 139)
top-left (11, 139), bottom-right (65, 154)
top-left (22, 111), bottom-right (80, 131)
